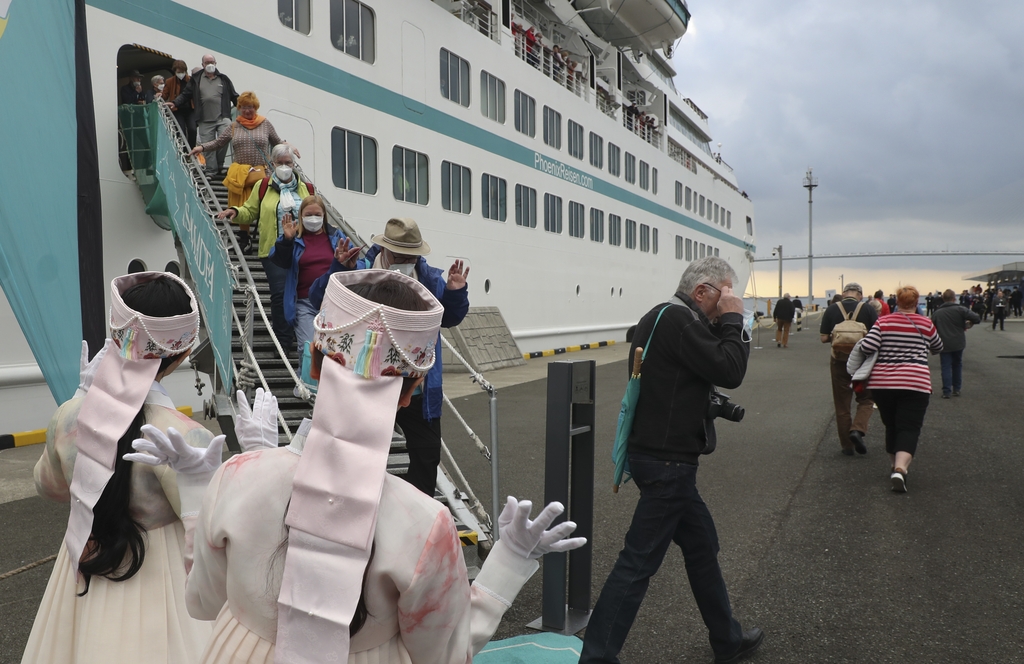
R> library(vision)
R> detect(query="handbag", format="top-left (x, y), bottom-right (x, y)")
top-left (612, 304), bottom-right (672, 492)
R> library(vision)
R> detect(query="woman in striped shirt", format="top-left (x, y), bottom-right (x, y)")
top-left (859, 286), bottom-right (943, 493)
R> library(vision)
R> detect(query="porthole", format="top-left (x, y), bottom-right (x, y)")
top-left (127, 259), bottom-right (147, 273)
top-left (610, 287), bottom-right (615, 296)
top-left (576, 285), bottom-right (580, 296)
top-left (619, 288), bottom-right (623, 297)
top-left (164, 261), bottom-right (181, 276)
top-left (484, 279), bottom-right (491, 294)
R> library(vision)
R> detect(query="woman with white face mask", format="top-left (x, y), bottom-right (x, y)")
top-left (271, 195), bottom-right (359, 351)
top-left (163, 60), bottom-right (195, 146)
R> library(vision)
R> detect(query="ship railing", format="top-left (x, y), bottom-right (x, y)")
top-left (510, 0), bottom-right (552, 38)
top-left (596, 88), bottom-right (619, 120)
top-left (683, 97), bottom-right (709, 122)
top-left (668, 139), bottom-right (699, 174)
top-left (713, 153), bottom-right (734, 173)
top-left (447, 0), bottom-right (500, 43)
top-left (623, 111), bottom-right (661, 148)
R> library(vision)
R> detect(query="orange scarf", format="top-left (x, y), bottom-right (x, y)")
top-left (236, 114), bottom-right (266, 130)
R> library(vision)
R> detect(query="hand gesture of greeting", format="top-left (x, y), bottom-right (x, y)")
top-left (335, 237), bottom-right (361, 269)
top-left (281, 213), bottom-right (297, 240)
top-left (447, 259), bottom-right (470, 290)
top-left (125, 425), bottom-right (225, 476)
top-left (235, 389), bottom-right (279, 452)
top-left (497, 496), bottom-right (587, 560)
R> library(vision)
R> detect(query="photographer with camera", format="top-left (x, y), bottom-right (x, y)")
top-left (580, 257), bottom-right (763, 664)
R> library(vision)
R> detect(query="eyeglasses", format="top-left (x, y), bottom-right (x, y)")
top-left (701, 283), bottom-right (721, 294)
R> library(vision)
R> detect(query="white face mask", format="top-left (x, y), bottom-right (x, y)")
top-left (301, 215), bottom-right (324, 232)
top-left (156, 84), bottom-right (164, 91)
top-left (205, 63), bottom-right (217, 74)
top-left (389, 262), bottom-right (416, 277)
top-left (175, 72), bottom-right (186, 80)
top-left (275, 165), bottom-right (294, 181)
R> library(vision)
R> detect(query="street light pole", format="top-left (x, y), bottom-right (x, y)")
top-left (774, 245), bottom-right (783, 299)
top-left (840, 274), bottom-right (844, 292)
top-left (803, 168), bottom-right (818, 310)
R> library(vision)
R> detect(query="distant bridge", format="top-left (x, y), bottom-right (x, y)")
top-left (752, 250), bottom-right (1024, 263)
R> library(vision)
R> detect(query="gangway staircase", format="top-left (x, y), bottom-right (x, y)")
top-left (118, 101), bottom-right (492, 561)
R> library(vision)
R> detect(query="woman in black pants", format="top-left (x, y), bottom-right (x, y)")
top-left (858, 286), bottom-right (943, 492)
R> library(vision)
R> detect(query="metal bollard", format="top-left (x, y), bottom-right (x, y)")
top-left (526, 360), bottom-right (595, 635)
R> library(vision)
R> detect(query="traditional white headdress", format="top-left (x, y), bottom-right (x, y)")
top-left (276, 270), bottom-right (443, 664)
top-left (65, 272), bottom-right (199, 574)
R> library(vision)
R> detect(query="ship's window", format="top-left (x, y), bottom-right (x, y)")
top-left (127, 259), bottom-right (147, 273)
top-left (330, 0), bottom-right (375, 63)
top-left (392, 145), bottom-right (428, 205)
top-left (481, 173), bottom-right (506, 221)
top-left (515, 184), bottom-right (537, 228)
top-left (699, 242), bottom-right (706, 258)
top-left (608, 143), bottom-right (621, 177)
top-left (164, 260), bottom-right (181, 276)
top-left (543, 193), bottom-right (563, 234)
top-left (653, 228), bottom-right (659, 255)
top-left (568, 201), bottom-right (585, 238)
top-left (639, 160), bottom-right (649, 190)
top-left (441, 160), bottom-right (471, 213)
top-left (675, 235), bottom-right (683, 260)
top-left (279, 0), bottom-right (311, 34)
top-left (332, 127), bottom-right (378, 194)
top-left (639, 224), bottom-right (650, 252)
top-left (589, 133), bottom-right (603, 169)
top-left (514, 90), bottom-right (536, 137)
top-left (543, 106), bottom-right (561, 149)
top-left (590, 208), bottom-right (604, 243)
top-left (480, 71), bottom-right (505, 123)
top-left (567, 120), bottom-right (584, 160)
top-left (625, 219), bottom-right (637, 249)
top-left (685, 186), bottom-right (692, 210)
top-left (685, 238), bottom-right (692, 261)
top-left (609, 214), bottom-right (622, 246)
top-left (699, 195), bottom-right (705, 217)
top-left (652, 168), bottom-right (658, 195)
top-left (727, 211), bottom-right (732, 229)
top-left (624, 152), bottom-right (636, 184)
top-left (714, 203), bottom-right (720, 225)
top-left (440, 48), bottom-right (470, 107)
top-left (747, 216), bottom-right (753, 235)
top-left (675, 181), bottom-right (683, 206)
top-left (714, 247), bottom-right (720, 257)
top-left (706, 199), bottom-right (713, 221)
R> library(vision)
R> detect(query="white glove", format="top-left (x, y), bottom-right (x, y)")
top-left (497, 496), bottom-right (587, 560)
top-left (235, 388), bottom-right (279, 451)
top-left (125, 425), bottom-right (225, 517)
top-left (73, 339), bottom-right (111, 398)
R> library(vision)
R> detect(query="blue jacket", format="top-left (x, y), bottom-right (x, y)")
top-left (309, 245), bottom-right (470, 420)
top-left (270, 227), bottom-right (345, 328)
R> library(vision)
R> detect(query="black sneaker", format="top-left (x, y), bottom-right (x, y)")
top-left (715, 628), bottom-right (765, 663)
top-left (849, 430), bottom-right (867, 455)
top-left (952, 390), bottom-right (961, 397)
top-left (941, 393), bottom-right (951, 399)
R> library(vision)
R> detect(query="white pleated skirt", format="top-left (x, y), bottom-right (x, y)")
top-left (21, 521), bottom-right (212, 664)
top-left (201, 604), bottom-right (413, 664)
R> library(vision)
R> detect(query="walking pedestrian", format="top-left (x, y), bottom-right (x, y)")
top-left (773, 293), bottom-right (795, 347)
top-left (991, 289), bottom-right (1007, 330)
top-left (857, 286), bottom-right (942, 492)
top-left (931, 289), bottom-right (981, 398)
top-left (169, 53), bottom-right (238, 176)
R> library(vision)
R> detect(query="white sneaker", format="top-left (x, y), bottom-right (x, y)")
top-left (890, 469), bottom-right (907, 493)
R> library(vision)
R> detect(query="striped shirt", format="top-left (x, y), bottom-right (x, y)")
top-left (861, 313), bottom-right (943, 393)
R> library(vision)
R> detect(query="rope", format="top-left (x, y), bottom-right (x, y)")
top-left (231, 305), bottom-right (295, 442)
top-left (0, 554), bottom-right (57, 581)
top-left (440, 440), bottom-right (492, 531)
top-left (442, 393), bottom-right (491, 461)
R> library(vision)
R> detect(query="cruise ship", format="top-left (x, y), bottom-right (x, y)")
top-left (0, 0), bottom-right (755, 432)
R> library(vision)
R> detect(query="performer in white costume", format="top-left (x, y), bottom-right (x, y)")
top-left (131, 269), bottom-right (586, 664)
top-left (23, 273), bottom-right (217, 664)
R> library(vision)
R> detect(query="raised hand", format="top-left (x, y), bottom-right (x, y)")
top-left (76, 339), bottom-right (112, 396)
top-left (717, 285), bottom-right (744, 316)
top-left (235, 389), bottom-right (279, 452)
top-left (497, 496), bottom-right (587, 559)
top-left (125, 425), bottom-right (225, 477)
top-left (335, 237), bottom-right (361, 268)
top-left (282, 213), bottom-right (297, 240)
top-left (447, 259), bottom-right (470, 290)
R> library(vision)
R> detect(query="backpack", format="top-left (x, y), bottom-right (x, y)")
top-left (831, 301), bottom-right (867, 358)
top-left (256, 176), bottom-right (314, 203)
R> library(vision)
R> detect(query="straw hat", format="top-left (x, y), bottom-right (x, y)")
top-left (370, 218), bottom-right (431, 256)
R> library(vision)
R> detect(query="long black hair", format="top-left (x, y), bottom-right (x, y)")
top-left (78, 276), bottom-right (193, 595)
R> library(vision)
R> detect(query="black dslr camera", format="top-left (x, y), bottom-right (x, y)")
top-left (707, 391), bottom-right (744, 422)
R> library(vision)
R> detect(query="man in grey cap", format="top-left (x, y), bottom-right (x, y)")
top-left (819, 283), bottom-right (878, 455)
top-left (309, 218), bottom-right (470, 495)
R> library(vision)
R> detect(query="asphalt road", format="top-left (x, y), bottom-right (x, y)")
top-left (2, 320), bottom-right (1022, 663)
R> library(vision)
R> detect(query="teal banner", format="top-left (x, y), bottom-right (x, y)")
top-left (147, 105), bottom-right (235, 391)
top-left (0, 0), bottom-right (81, 402)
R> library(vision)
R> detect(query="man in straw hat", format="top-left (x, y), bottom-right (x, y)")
top-left (310, 217), bottom-right (470, 496)
top-left (130, 270), bottom-right (585, 663)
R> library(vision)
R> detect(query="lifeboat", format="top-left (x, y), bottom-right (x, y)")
top-left (573, 0), bottom-right (689, 50)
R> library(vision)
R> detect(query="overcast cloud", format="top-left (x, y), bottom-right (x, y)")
top-left (670, 0), bottom-right (1024, 263)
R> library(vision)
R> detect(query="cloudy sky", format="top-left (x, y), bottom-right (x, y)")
top-left (670, 0), bottom-right (1024, 298)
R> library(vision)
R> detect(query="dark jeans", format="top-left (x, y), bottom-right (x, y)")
top-left (260, 256), bottom-right (294, 351)
top-left (872, 389), bottom-right (930, 456)
top-left (939, 350), bottom-right (964, 396)
top-left (580, 454), bottom-right (743, 663)
top-left (395, 394), bottom-right (441, 495)
top-left (992, 308), bottom-right (1005, 330)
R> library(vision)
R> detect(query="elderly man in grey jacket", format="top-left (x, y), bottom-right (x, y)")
top-left (931, 289), bottom-right (981, 398)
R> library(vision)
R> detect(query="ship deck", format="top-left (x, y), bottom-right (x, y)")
top-left (3, 315), bottom-right (1023, 662)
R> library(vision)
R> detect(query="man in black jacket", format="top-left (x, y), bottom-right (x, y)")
top-left (169, 54), bottom-right (238, 175)
top-left (580, 257), bottom-right (763, 664)
top-left (773, 293), bottom-right (796, 347)
top-left (932, 289), bottom-right (981, 397)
